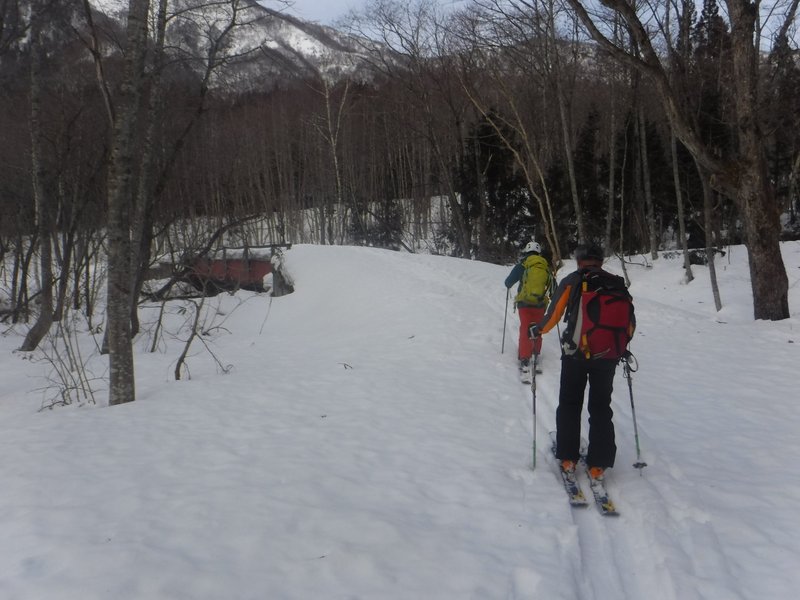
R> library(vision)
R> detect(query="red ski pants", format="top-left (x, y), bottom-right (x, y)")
top-left (517, 306), bottom-right (544, 360)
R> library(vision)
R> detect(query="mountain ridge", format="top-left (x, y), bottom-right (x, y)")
top-left (86, 0), bottom-right (378, 86)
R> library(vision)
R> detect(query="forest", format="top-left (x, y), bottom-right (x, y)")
top-left (0, 0), bottom-right (798, 403)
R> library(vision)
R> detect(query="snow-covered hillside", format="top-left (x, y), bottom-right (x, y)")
top-left (87, 0), bottom-right (377, 83)
top-left (1, 243), bottom-right (799, 599)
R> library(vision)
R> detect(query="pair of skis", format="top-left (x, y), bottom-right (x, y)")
top-left (550, 432), bottom-right (618, 516)
top-left (520, 359), bottom-right (618, 515)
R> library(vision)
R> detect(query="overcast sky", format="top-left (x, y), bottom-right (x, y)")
top-left (265, 0), bottom-right (468, 25)
top-left (267, 0), bottom-right (360, 24)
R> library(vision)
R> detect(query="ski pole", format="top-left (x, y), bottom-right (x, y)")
top-left (531, 352), bottom-right (538, 470)
top-left (622, 353), bottom-right (647, 473)
top-left (501, 288), bottom-right (509, 354)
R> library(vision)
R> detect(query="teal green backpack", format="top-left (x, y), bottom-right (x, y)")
top-left (515, 255), bottom-right (551, 307)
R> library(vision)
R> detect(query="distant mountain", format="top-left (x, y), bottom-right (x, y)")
top-left (87, 0), bottom-right (383, 87)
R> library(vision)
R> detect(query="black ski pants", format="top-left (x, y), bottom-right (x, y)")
top-left (555, 356), bottom-right (617, 469)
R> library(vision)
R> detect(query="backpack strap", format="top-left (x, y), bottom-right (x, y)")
top-left (559, 272), bottom-right (586, 356)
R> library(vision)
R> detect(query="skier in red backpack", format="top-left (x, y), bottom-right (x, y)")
top-left (528, 243), bottom-right (635, 484)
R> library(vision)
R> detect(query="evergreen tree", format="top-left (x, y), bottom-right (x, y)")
top-left (460, 114), bottom-right (534, 261)
top-left (765, 34), bottom-right (800, 236)
top-left (691, 0), bottom-right (734, 155)
top-left (688, 0), bottom-right (737, 244)
top-left (573, 106), bottom-right (607, 242)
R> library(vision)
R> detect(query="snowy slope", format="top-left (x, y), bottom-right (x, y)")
top-left (86, 0), bottom-right (377, 83)
top-left (1, 243), bottom-right (799, 599)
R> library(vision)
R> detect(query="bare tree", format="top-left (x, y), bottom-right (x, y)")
top-left (563, 0), bottom-right (790, 319)
top-left (665, 0), bottom-right (693, 283)
top-left (698, 163), bottom-right (723, 310)
top-left (544, 0), bottom-right (588, 243)
top-left (450, 2), bottom-right (563, 260)
top-left (602, 14), bottom-right (624, 254)
top-left (352, 0), bottom-right (475, 256)
top-left (308, 76), bottom-right (352, 245)
top-left (19, 0), bottom-right (53, 351)
top-left (104, 0), bottom-right (151, 405)
top-left (670, 131), bottom-right (694, 283)
top-left (129, 0), bottom-right (265, 335)
top-left (638, 107), bottom-right (658, 259)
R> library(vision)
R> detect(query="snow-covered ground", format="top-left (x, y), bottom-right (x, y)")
top-left (1, 243), bottom-right (799, 599)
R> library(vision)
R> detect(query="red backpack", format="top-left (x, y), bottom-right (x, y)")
top-left (562, 269), bottom-right (635, 359)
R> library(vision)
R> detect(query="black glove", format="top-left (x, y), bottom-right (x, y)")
top-left (528, 324), bottom-right (541, 340)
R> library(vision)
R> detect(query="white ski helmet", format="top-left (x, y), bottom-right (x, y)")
top-left (523, 241), bottom-right (541, 254)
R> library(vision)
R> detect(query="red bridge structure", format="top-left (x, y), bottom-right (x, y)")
top-left (186, 244), bottom-right (292, 295)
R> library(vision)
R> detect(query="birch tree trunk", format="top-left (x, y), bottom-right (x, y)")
top-left (312, 77), bottom-right (350, 245)
top-left (668, 0), bottom-right (693, 282)
top-left (473, 133), bottom-right (490, 261)
top-left (604, 15), bottom-right (622, 253)
top-left (638, 107), bottom-right (658, 259)
top-left (548, 3), bottom-right (586, 243)
top-left (671, 132), bottom-right (694, 282)
top-left (698, 164), bottom-right (723, 311)
top-left (20, 0), bottom-right (53, 352)
top-left (129, 0), bottom-right (167, 337)
top-left (618, 124), bottom-right (631, 286)
top-left (105, 0), bottom-right (151, 405)
top-left (604, 85), bottom-right (616, 253)
top-left (556, 84), bottom-right (586, 242)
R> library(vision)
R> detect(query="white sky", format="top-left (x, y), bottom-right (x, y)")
top-left (262, 0), bottom-right (469, 25)
top-left (262, 0), bottom-right (361, 24)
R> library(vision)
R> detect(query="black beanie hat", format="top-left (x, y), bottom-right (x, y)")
top-left (574, 243), bottom-right (604, 261)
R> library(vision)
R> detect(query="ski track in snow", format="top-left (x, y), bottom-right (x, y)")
top-left (2, 243), bottom-right (800, 599)
top-left (499, 247), bottom-right (800, 600)
top-left (530, 353), bottom-right (747, 600)
top-left (533, 373), bottom-right (663, 600)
